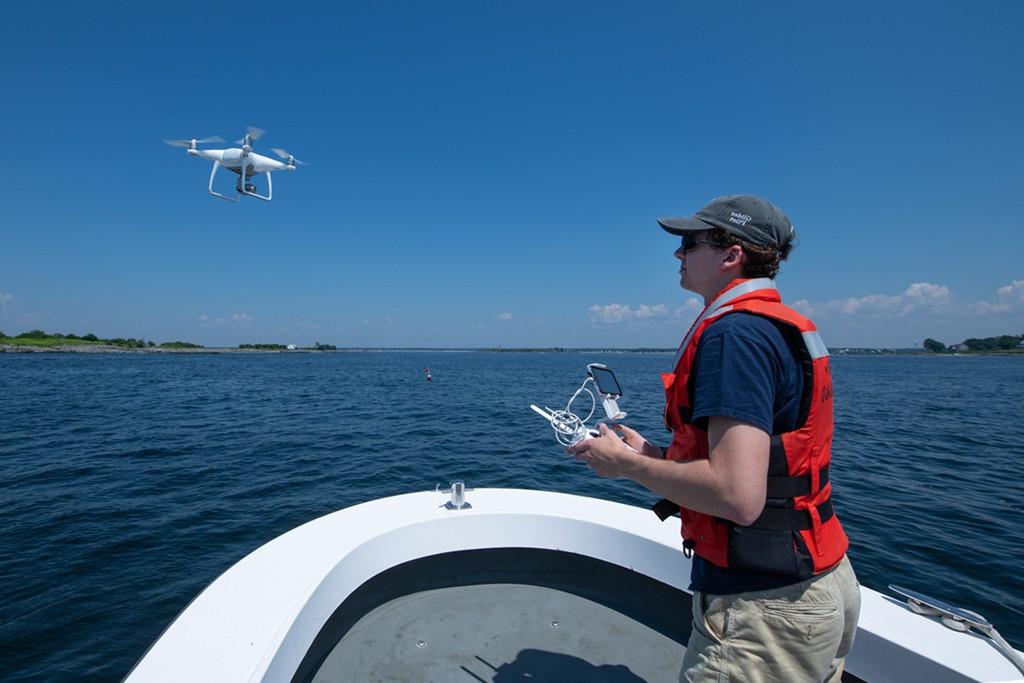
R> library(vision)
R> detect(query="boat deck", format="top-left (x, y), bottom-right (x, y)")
top-left (304, 549), bottom-right (690, 682)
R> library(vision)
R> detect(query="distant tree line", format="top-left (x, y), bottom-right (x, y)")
top-left (159, 341), bottom-right (203, 349)
top-left (0, 329), bottom-right (202, 349)
top-left (923, 334), bottom-right (1024, 352)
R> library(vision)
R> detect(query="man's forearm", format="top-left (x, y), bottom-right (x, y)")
top-left (627, 454), bottom-right (759, 525)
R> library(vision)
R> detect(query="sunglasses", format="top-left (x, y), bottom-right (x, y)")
top-left (680, 233), bottom-right (718, 253)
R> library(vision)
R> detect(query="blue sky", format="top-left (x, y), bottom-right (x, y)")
top-left (2, 1), bottom-right (1022, 348)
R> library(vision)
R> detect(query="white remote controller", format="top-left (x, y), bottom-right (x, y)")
top-left (530, 404), bottom-right (598, 444)
top-left (530, 404), bottom-right (635, 449)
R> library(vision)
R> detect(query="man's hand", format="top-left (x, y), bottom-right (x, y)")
top-left (610, 424), bottom-right (663, 459)
top-left (566, 423), bottom-right (644, 478)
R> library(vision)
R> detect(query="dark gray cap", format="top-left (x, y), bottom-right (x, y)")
top-left (658, 195), bottom-right (795, 249)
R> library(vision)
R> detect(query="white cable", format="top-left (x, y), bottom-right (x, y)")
top-left (545, 378), bottom-right (597, 447)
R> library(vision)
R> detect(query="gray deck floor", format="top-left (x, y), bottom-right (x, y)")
top-left (314, 583), bottom-right (687, 683)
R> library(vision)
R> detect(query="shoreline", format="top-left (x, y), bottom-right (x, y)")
top-left (0, 343), bottom-right (298, 354)
top-left (0, 344), bottom-right (676, 355)
top-left (2, 343), bottom-right (1021, 356)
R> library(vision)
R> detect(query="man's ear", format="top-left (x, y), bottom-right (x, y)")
top-left (722, 245), bottom-right (745, 268)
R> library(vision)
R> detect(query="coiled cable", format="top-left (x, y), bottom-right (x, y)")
top-left (546, 378), bottom-right (597, 447)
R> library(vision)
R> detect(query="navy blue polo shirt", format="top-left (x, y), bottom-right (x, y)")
top-left (687, 311), bottom-right (806, 594)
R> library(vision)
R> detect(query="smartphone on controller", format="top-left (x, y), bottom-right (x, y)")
top-left (587, 363), bottom-right (623, 398)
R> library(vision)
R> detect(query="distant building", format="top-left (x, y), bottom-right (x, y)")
top-left (286, 344), bottom-right (297, 350)
top-left (954, 343), bottom-right (970, 352)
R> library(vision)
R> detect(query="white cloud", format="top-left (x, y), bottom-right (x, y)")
top-left (588, 303), bottom-right (669, 324)
top-left (589, 304), bottom-right (632, 323)
top-left (972, 280), bottom-right (1024, 314)
top-left (793, 283), bottom-right (952, 319)
top-left (498, 312), bottom-right (512, 321)
top-left (0, 292), bottom-right (13, 310)
top-left (674, 298), bottom-right (704, 319)
top-left (634, 304), bottom-right (667, 319)
top-left (999, 280), bottom-right (1024, 304)
top-left (198, 312), bottom-right (252, 326)
top-left (903, 283), bottom-right (952, 309)
top-left (792, 279), bottom-right (1024, 325)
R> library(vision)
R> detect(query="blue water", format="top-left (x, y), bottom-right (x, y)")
top-left (2, 352), bottom-right (1022, 680)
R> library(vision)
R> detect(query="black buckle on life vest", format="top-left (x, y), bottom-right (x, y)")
top-left (746, 500), bottom-right (835, 531)
top-left (652, 499), bottom-right (680, 521)
top-left (682, 539), bottom-right (695, 558)
top-left (765, 465), bottom-right (830, 499)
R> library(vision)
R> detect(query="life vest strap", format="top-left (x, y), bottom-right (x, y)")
top-left (766, 466), bottom-right (830, 498)
top-left (743, 500), bottom-right (835, 531)
top-left (652, 498), bottom-right (680, 521)
top-left (652, 496), bottom-right (834, 531)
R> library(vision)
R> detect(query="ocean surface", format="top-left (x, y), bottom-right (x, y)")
top-left (2, 351), bottom-right (1022, 681)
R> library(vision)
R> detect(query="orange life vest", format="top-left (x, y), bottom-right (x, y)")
top-left (660, 278), bottom-right (848, 578)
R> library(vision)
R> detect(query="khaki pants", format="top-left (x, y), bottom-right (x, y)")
top-left (680, 555), bottom-right (860, 683)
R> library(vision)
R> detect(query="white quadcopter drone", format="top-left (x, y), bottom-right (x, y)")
top-left (163, 127), bottom-right (305, 202)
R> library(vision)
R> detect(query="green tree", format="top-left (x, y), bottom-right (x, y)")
top-left (18, 329), bottom-right (48, 339)
top-left (997, 335), bottom-right (1020, 350)
top-left (82, 333), bottom-right (98, 341)
top-left (962, 334), bottom-right (1024, 351)
top-left (923, 338), bottom-right (946, 352)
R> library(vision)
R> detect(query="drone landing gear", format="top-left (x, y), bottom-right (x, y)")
top-left (207, 162), bottom-right (273, 202)
top-left (236, 170), bottom-right (272, 202)
top-left (207, 161), bottom-right (238, 202)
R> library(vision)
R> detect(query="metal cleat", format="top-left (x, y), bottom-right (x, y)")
top-left (436, 480), bottom-right (473, 510)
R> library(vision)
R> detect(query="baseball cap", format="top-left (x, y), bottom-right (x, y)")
top-left (658, 195), bottom-right (795, 249)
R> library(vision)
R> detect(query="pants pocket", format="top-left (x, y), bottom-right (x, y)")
top-left (761, 598), bottom-right (839, 623)
top-left (692, 592), bottom-right (727, 644)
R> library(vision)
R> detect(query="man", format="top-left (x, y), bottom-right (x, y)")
top-left (568, 195), bottom-right (860, 683)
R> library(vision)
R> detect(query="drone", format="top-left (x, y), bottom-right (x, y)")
top-left (163, 127), bottom-right (305, 202)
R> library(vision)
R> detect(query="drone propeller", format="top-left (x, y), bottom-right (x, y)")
top-left (270, 148), bottom-right (307, 166)
top-left (163, 136), bottom-right (224, 148)
top-left (235, 126), bottom-right (266, 145)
